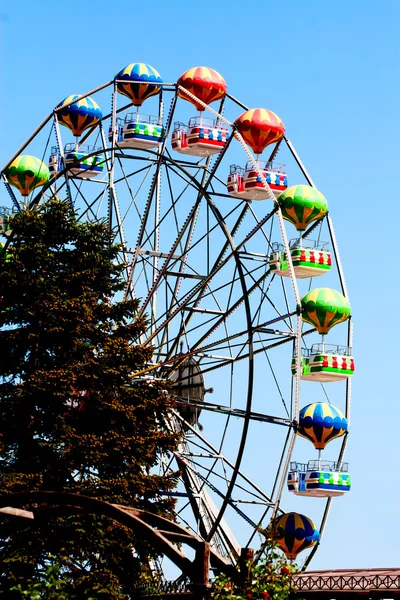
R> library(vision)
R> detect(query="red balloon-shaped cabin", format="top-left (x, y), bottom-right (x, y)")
top-left (172, 66), bottom-right (229, 157)
top-left (234, 108), bottom-right (285, 155)
top-left (177, 66), bottom-right (227, 111)
top-left (227, 108), bottom-right (287, 201)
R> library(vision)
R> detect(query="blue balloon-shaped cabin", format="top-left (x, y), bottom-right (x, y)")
top-left (292, 343), bottom-right (355, 382)
top-left (227, 160), bottom-right (287, 200)
top-left (297, 402), bottom-right (348, 450)
top-left (115, 63), bottom-right (162, 106)
top-left (108, 113), bottom-right (165, 150)
top-left (271, 512), bottom-right (320, 559)
top-left (172, 117), bottom-right (230, 157)
top-left (288, 460), bottom-right (351, 498)
top-left (56, 95), bottom-right (102, 137)
top-left (269, 238), bottom-right (331, 279)
top-left (113, 64), bottom-right (164, 150)
top-left (49, 144), bottom-right (104, 179)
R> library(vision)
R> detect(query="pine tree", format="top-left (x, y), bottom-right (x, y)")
top-left (0, 198), bottom-right (180, 598)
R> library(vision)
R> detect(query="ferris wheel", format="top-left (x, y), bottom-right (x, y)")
top-left (1, 63), bottom-right (354, 569)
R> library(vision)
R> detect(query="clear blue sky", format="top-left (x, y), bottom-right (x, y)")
top-left (1, 0), bottom-right (399, 570)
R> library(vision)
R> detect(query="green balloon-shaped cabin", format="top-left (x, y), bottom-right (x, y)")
top-left (5, 155), bottom-right (50, 197)
top-left (269, 512), bottom-right (320, 559)
top-left (301, 288), bottom-right (351, 335)
top-left (278, 184), bottom-right (328, 231)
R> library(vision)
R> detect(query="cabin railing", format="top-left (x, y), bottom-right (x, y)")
top-left (271, 239), bottom-right (330, 252)
top-left (245, 159), bottom-right (286, 172)
top-left (293, 345), bottom-right (353, 358)
top-left (124, 113), bottom-right (162, 125)
top-left (290, 460), bottom-right (349, 472)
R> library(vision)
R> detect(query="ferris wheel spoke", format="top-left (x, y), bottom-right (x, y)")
top-left (124, 190), bottom-right (165, 300)
top-left (114, 158), bottom-right (154, 185)
top-left (157, 202), bottom-right (202, 325)
top-left (175, 396), bottom-right (291, 427)
top-left (138, 318), bottom-right (299, 383)
top-left (259, 286), bottom-right (296, 331)
top-left (46, 176), bottom-right (67, 202)
top-left (163, 202), bottom-right (252, 360)
top-left (162, 261), bottom-right (249, 361)
top-left (68, 178), bottom-right (100, 222)
top-left (196, 132), bottom-right (233, 195)
top-left (125, 155), bottom-right (169, 296)
top-left (255, 332), bottom-right (291, 418)
top-left (157, 266), bottom-right (239, 353)
top-left (175, 452), bottom-right (274, 550)
top-left (132, 257), bottom-right (152, 289)
top-left (189, 312), bottom-right (296, 364)
top-left (193, 461), bottom-right (274, 509)
top-left (71, 180), bottom-right (108, 222)
top-left (97, 134), bottom-right (126, 242)
top-left (136, 168), bottom-right (208, 317)
top-left (191, 333), bottom-right (299, 380)
top-left (177, 460), bottom-right (238, 558)
top-left (248, 429), bottom-right (292, 551)
top-left (240, 262), bottom-right (286, 325)
top-left (248, 270), bottom-right (274, 329)
top-left (116, 158), bottom-right (154, 223)
top-left (173, 413), bottom-right (275, 506)
top-left (139, 198), bottom-right (203, 318)
top-left (141, 259), bottom-right (226, 346)
top-left (108, 185), bottom-right (128, 252)
top-left (134, 168), bottom-right (246, 349)
top-left (246, 203), bottom-right (276, 248)
top-left (278, 276), bottom-right (295, 331)
top-left (207, 172), bottom-right (228, 189)
top-left (175, 268), bottom-right (289, 359)
top-left (163, 165), bottom-right (204, 248)
top-left (168, 223), bottom-right (256, 538)
top-left (181, 463), bottom-right (261, 530)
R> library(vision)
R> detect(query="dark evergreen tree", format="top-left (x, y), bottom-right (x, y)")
top-left (0, 199), bottom-right (180, 598)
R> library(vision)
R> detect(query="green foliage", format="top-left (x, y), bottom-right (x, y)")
top-left (211, 540), bottom-right (297, 600)
top-left (10, 559), bottom-right (70, 599)
top-left (0, 199), bottom-right (180, 598)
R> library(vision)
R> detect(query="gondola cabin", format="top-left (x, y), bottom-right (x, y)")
top-left (0, 207), bottom-right (13, 236)
top-left (171, 117), bottom-right (229, 156)
top-left (109, 113), bottom-right (165, 150)
top-left (49, 145), bottom-right (103, 179)
top-left (288, 461), bottom-right (351, 497)
top-left (169, 357), bottom-right (205, 428)
top-left (48, 147), bottom-right (60, 176)
top-left (292, 344), bottom-right (354, 382)
top-left (269, 239), bottom-right (331, 278)
top-left (227, 161), bottom-right (287, 200)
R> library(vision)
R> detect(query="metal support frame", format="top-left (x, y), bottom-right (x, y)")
top-left (53, 113), bottom-right (73, 209)
top-left (0, 491), bottom-right (238, 586)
